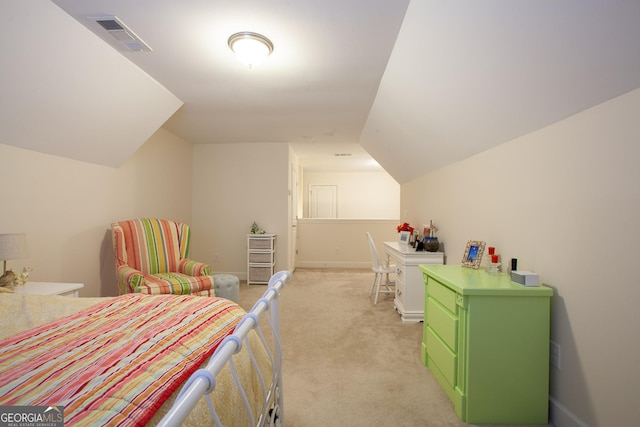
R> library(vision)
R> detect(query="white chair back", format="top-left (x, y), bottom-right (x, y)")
top-left (366, 232), bottom-right (385, 270)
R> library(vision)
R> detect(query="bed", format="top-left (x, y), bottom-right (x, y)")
top-left (0, 270), bottom-right (290, 426)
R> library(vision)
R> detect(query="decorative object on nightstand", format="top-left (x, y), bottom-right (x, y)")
top-left (0, 270), bottom-right (16, 288)
top-left (461, 240), bottom-right (485, 269)
top-left (422, 220), bottom-right (440, 252)
top-left (13, 267), bottom-right (33, 286)
top-left (487, 246), bottom-right (501, 275)
top-left (0, 233), bottom-right (28, 287)
top-left (0, 267), bottom-right (32, 288)
top-left (396, 222), bottom-right (414, 234)
top-left (396, 222), bottom-right (414, 246)
top-left (249, 221), bottom-right (266, 234)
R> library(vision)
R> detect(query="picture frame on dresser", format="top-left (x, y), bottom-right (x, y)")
top-left (398, 231), bottom-right (410, 244)
top-left (461, 240), bottom-right (485, 269)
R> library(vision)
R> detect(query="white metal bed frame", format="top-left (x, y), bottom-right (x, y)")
top-left (158, 270), bottom-right (291, 427)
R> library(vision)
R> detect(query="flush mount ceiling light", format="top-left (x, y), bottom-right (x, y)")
top-left (228, 32), bottom-right (274, 68)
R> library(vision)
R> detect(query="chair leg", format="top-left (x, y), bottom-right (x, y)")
top-left (374, 274), bottom-right (382, 304)
top-left (369, 273), bottom-right (379, 296)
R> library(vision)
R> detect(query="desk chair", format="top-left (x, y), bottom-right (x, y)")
top-left (366, 232), bottom-right (396, 304)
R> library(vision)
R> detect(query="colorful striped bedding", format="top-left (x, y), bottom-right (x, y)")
top-left (0, 293), bottom-right (245, 426)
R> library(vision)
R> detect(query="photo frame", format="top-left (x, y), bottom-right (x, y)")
top-left (461, 240), bottom-right (486, 269)
top-left (398, 231), bottom-right (410, 244)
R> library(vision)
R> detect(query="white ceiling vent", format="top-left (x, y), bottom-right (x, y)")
top-left (90, 16), bottom-right (152, 52)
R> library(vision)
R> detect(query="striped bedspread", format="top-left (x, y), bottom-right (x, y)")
top-left (0, 293), bottom-right (244, 426)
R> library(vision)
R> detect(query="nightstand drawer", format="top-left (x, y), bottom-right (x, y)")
top-left (428, 278), bottom-right (457, 313)
top-left (394, 262), bottom-right (406, 282)
top-left (427, 298), bottom-right (458, 352)
top-left (426, 326), bottom-right (457, 387)
top-left (395, 278), bottom-right (405, 300)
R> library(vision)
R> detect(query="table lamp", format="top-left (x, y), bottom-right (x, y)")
top-left (0, 233), bottom-right (29, 274)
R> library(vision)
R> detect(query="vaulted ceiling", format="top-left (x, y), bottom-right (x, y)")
top-left (2, 1), bottom-right (639, 183)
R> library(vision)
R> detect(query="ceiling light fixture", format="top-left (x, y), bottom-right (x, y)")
top-left (228, 32), bottom-right (274, 68)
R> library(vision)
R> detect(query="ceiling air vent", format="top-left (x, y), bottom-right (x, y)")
top-left (90, 16), bottom-right (152, 52)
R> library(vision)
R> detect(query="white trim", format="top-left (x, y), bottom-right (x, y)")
top-left (295, 261), bottom-right (370, 269)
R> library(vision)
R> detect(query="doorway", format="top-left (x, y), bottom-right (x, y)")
top-left (309, 184), bottom-right (337, 218)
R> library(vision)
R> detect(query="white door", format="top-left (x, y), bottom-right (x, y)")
top-left (309, 185), bottom-right (337, 218)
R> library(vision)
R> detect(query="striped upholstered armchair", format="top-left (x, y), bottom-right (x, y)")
top-left (111, 218), bottom-right (217, 296)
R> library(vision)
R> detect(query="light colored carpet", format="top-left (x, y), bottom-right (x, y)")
top-left (239, 268), bottom-right (553, 427)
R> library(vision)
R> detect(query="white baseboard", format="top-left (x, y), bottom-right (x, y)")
top-left (549, 396), bottom-right (589, 427)
top-left (294, 261), bottom-right (370, 269)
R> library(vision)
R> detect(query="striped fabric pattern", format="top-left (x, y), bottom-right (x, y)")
top-left (111, 218), bottom-right (215, 295)
top-left (144, 273), bottom-right (215, 295)
top-left (0, 294), bottom-right (244, 426)
top-left (119, 218), bottom-right (182, 275)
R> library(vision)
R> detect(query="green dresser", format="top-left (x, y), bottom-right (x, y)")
top-left (419, 264), bottom-right (553, 424)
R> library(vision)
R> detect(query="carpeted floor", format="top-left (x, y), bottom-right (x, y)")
top-left (238, 268), bottom-right (553, 427)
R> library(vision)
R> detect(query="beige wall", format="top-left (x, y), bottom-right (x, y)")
top-left (401, 89), bottom-right (640, 426)
top-left (295, 219), bottom-right (398, 268)
top-left (0, 128), bottom-right (194, 297)
top-left (191, 143), bottom-right (291, 279)
top-left (302, 170), bottom-right (400, 219)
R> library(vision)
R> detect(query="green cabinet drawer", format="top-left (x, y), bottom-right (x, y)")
top-left (427, 277), bottom-right (457, 313)
top-left (425, 326), bottom-right (456, 387)
top-left (426, 298), bottom-right (457, 352)
top-left (421, 265), bottom-right (552, 425)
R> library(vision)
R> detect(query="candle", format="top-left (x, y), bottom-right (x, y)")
top-left (488, 247), bottom-right (495, 255)
top-left (491, 254), bottom-right (499, 263)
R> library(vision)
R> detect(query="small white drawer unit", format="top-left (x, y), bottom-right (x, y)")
top-left (14, 281), bottom-right (84, 297)
top-left (384, 242), bottom-right (444, 322)
top-left (247, 234), bottom-right (276, 285)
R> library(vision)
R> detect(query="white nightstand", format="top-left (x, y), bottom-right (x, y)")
top-left (14, 282), bottom-right (84, 297)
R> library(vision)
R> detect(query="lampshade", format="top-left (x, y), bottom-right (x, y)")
top-left (0, 233), bottom-right (28, 271)
top-left (228, 32), bottom-right (274, 68)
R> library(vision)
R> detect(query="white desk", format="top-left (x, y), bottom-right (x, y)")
top-left (384, 242), bottom-right (444, 322)
top-left (14, 282), bottom-right (84, 297)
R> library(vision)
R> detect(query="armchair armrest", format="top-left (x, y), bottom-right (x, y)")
top-left (178, 259), bottom-right (211, 276)
top-left (116, 265), bottom-right (144, 294)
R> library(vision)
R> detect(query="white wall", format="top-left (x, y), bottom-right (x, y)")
top-left (0, 128), bottom-right (194, 297)
top-left (401, 89), bottom-right (640, 426)
top-left (191, 143), bottom-right (291, 279)
top-left (0, 1), bottom-right (182, 168)
top-left (302, 170), bottom-right (399, 219)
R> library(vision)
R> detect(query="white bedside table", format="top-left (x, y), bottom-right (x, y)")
top-left (14, 282), bottom-right (84, 297)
